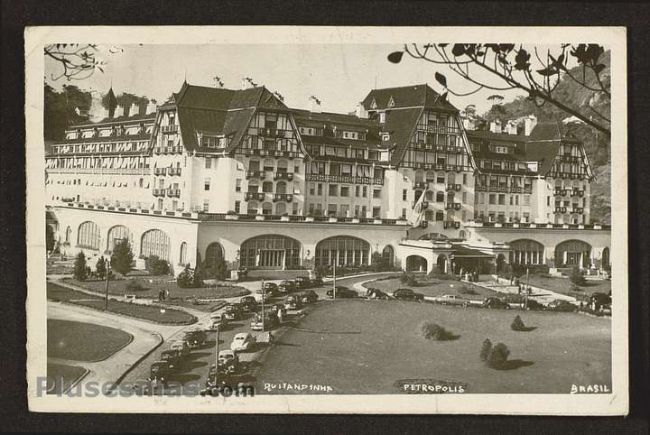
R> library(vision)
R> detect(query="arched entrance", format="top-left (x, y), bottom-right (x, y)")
top-left (496, 254), bottom-right (506, 273)
top-left (106, 225), bottom-right (132, 252)
top-left (77, 221), bottom-right (100, 250)
top-left (436, 255), bottom-right (448, 273)
top-left (240, 234), bottom-right (301, 269)
top-left (315, 236), bottom-right (370, 267)
top-left (555, 239), bottom-right (592, 268)
top-left (509, 239), bottom-right (544, 265)
top-left (205, 242), bottom-right (225, 269)
top-left (140, 229), bottom-right (170, 261)
top-left (382, 245), bottom-right (394, 268)
top-left (406, 255), bottom-right (428, 272)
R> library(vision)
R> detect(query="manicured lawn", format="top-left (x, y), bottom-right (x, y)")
top-left (47, 282), bottom-right (198, 325)
top-left (48, 319), bottom-right (133, 362)
top-left (364, 277), bottom-right (498, 301)
top-left (65, 277), bottom-right (249, 300)
top-left (257, 300), bottom-right (611, 394)
top-left (526, 275), bottom-right (611, 297)
top-left (46, 363), bottom-right (88, 394)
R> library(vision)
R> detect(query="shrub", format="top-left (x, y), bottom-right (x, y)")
top-left (111, 239), bottom-right (134, 275)
top-left (486, 343), bottom-right (510, 369)
top-left (511, 315), bottom-right (526, 331)
top-left (95, 256), bottom-right (107, 280)
top-left (176, 266), bottom-right (194, 288)
top-left (73, 251), bottom-right (88, 281)
top-left (192, 261), bottom-right (204, 288)
top-left (371, 251), bottom-right (389, 272)
top-left (569, 266), bottom-right (586, 286)
top-left (400, 272), bottom-right (418, 286)
top-left (419, 322), bottom-right (456, 341)
top-left (479, 338), bottom-right (493, 361)
top-left (125, 278), bottom-right (145, 292)
top-left (145, 255), bottom-right (170, 276)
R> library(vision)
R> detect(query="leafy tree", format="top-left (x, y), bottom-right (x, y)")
top-left (479, 338), bottom-right (493, 362)
top-left (44, 44), bottom-right (108, 81)
top-left (95, 256), bottom-right (107, 280)
top-left (111, 240), bottom-right (134, 275)
top-left (145, 255), bottom-right (170, 276)
top-left (371, 251), bottom-right (389, 272)
top-left (192, 260), bottom-right (204, 288)
top-left (511, 315), bottom-right (526, 331)
top-left (177, 265), bottom-right (194, 288)
top-left (74, 251), bottom-right (88, 281)
top-left (214, 259), bottom-right (229, 281)
top-left (388, 43), bottom-right (610, 135)
top-left (486, 342), bottom-right (511, 369)
top-left (569, 266), bottom-right (586, 287)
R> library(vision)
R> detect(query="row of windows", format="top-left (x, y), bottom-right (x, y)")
top-left (307, 203), bottom-right (381, 218)
top-left (308, 184), bottom-right (381, 198)
top-left (476, 193), bottom-right (531, 206)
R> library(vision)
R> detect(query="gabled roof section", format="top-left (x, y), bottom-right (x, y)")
top-left (361, 84), bottom-right (458, 112)
top-left (383, 108), bottom-right (424, 166)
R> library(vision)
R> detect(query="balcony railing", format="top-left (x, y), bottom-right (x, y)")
top-left (168, 168), bottom-right (182, 176)
top-left (571, 189), bottom-right (585, 197)
top-left (274, 172), bottom-right (294, 181)
top-left (305, 174), bottom-right (384, 185)
top-left (246, 170), bottom-right (265, 179)
top-left (445, 203), bottom-right (461, 211)
top-left (245, 192), bottom-right (266, 201)
top-left (154, 168), bottom-right (167, 176)
top-left (166, 188), bottom-right (181, 197)
top-left (571, 207), bottom-right (584, 214)
top-left (273, 193), bottom-right (293, 202)
top-left (414, 181), bottom-right (427, 189)
top-left (161, 124), bottom-right (178, 133)
top-left (152, 188), bottom-right (165, 197)
top-left (443, 221), bottom-right (461, 229)
top-left (554, 207), bottom-right (568, 213)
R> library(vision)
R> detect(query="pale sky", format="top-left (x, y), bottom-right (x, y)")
top-left (45, 44), bottom-right (571, 115)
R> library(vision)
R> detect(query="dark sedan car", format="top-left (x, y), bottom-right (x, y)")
top-left (240, 296), bottom-right (257, 312)
top-left (326, 286), bottom-right (357, 299)
top-left (392, 288), bottom-right (424, 302)
top-left (546, 299), bottom-right (578, 312)
top-left (482, 297), bottom-right (510, 309)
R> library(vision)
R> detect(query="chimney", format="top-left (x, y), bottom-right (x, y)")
top-left (524, 114), bottom-right (538, 136)
top-left (129, 102), bottom-right (140, 117)
top-left (489, 120), bottom-right (502, 134)
top-left (114, 104), bottom-right (124, 118)
top-left (146, 101), bottom-right (157, 115)
top-left (355, 103), bottom-right (368, 119)
top-left (309, 97), bottom-right (321, 113)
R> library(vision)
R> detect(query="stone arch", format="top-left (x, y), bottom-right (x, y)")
top-left (382, 245), bottom-right (395, 268)
top-left (262, 202), bottom-right (273, 215)
top-left (77, 221), bottom-right (100, 250)
top-left (240, 234), bottom-right (302, 269)
top-left (140, 229), bottom-right (171, 261)
top-left (315, 236), bottom-right (370, 267)
top-left (509, 239), bottom-right (545, 265)
top-left (555, 239), bottom-right (592, 268)
top-left (406, 255), bottom-right (428, 272)
top-left (106, 225), bottom-right (132, 252)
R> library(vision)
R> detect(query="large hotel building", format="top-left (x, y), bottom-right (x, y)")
top-left (45, 81), bottom-right (610, 275)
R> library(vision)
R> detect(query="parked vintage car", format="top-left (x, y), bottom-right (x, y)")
top-left (250, 312), bottom-right (279, 331)
top-left (261, 282), bottom-right (279, 296)
top-left (392, 288), bottom-right (425, 302)
top-left (310, 277), bottom-right (324, 287)
top-left (524, 299), bottom-right (545, 311)
top-left (184, 329), bottom-right (208, 348)
top-left (278, 280), bottom-right (297, 294)
top-left (294, 276), bottom-right (311, 289)
top-left (223, 303), bottom-right (243, 320)
top-left (240, 296), bottom-right (258, 312)
top-left (208, 312), bottom-right (229, 330)
top-left (589, 292), bottom-right (612, 311)
top-left (300, 290), bottom-right (319, 304)
top-left (230, 332), bottom-right (256, 352)
top-left (434, 294), bottom-right (468, 306)
top-left (218, 349), bottom-right (239, 367)
top-left (159, 349), bottom-right (181, 370)
top-left (284, 294), bottom-right (303, 310)
top-left (326, 286), bottom-right (357, 299)
top-left (546, 299), bottom-right (578, 312)
top-left (149, 360), bottom-right (172, 381)
top-left (482, 297), bottom-right (510, 309)
top-left (170, 339), bottom-right (190, 356)
top-left (366, 287), bottom-right (390, 299)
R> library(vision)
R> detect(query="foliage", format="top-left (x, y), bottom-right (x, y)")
top-left (176, 265), bottom-right (194, 288)
top-left (511, 315), bottom-right (527, 331)
top-left (400, 272), bottom-right (419, 286)
top-left (110, 240), bottom-right (134, 275)
top-left (192, 260), bottom-right (204, 288)
top-left (479, 338), bottom-right (493, 362)
top-left (569, 266), bottom-right (586, 286)
top-left (388, 43), bottom-right (610, 134)
top-left (486, 343), bottom-right (511, 369)
top-left (419, 322), bottom-right (457, 341)
top-left (204, 258), bottom-right (229, 281)
top-left (145, 255), bottom-right (170, 276)
top-left (371, 251), bottom-right (389, 272)
top-left (73, 251), bottom-right (88, 281)
top-left (95, 256), bottom-right (107, 280)
top-left (44, 44), bottom-right (107, 81)
top-left (459, 286), bottom-right (478, 295)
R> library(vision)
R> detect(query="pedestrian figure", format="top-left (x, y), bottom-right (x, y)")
top-left (158, 290), bottom-right (164, 301)
top-left (517, 284), bottom-right (521, 295)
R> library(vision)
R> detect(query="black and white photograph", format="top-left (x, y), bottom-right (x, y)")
top-left (24, 26), bottom-right (628, 414)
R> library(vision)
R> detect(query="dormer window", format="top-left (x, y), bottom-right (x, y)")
top-left (370, 98), bottom-right (377, 109)
top-left (387, 96), bottom-right (395, 108)
top-left (201, 134), bottom-right (222, 148)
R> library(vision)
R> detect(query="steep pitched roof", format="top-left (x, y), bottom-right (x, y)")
top-left (361, 84), bottom-right (457, 112)
top-left (383, 108), bottom-right (425, 166)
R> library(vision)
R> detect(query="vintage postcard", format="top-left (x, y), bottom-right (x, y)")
top-left (25, 26), bottom-right (628, 414)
